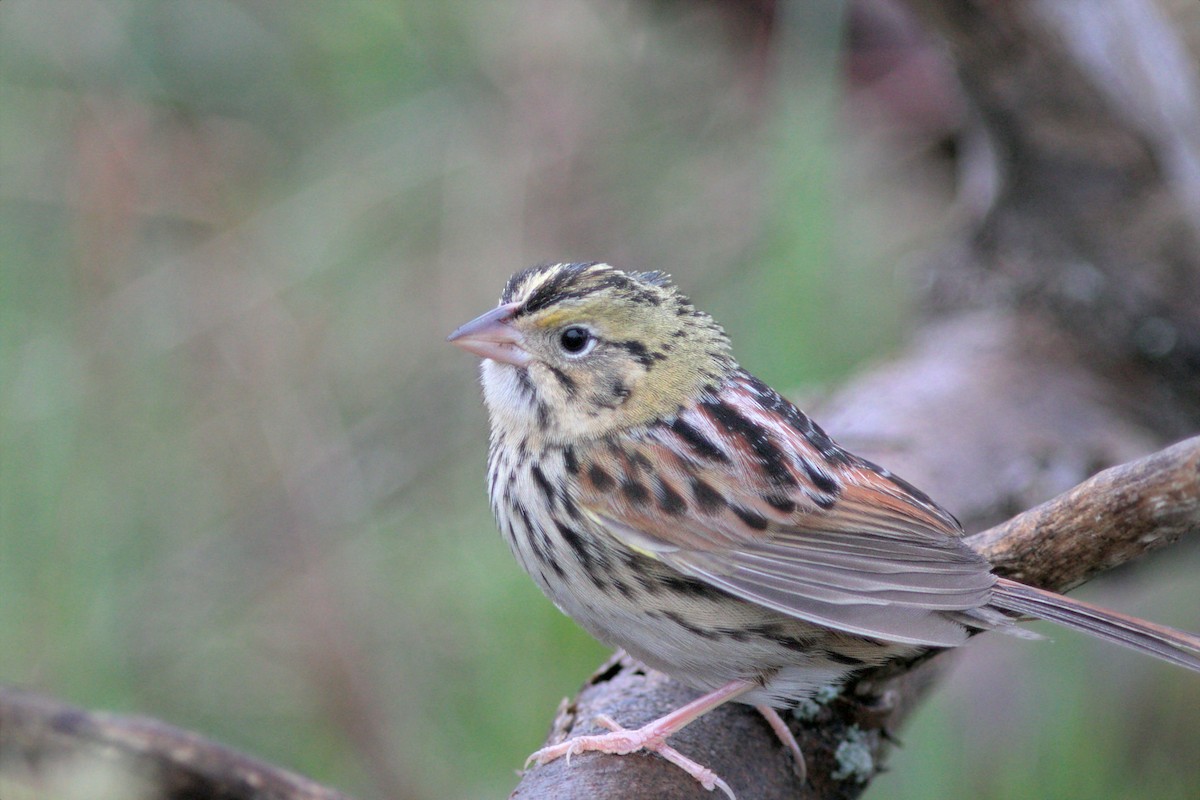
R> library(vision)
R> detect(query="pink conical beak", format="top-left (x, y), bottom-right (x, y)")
top-left (447, 302), bottom-right (531, 366)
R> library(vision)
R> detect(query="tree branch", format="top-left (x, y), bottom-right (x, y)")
top-left (967, 435), bottom-right (1200, 590)
top-left (0, 687), bottom-right (354, 800)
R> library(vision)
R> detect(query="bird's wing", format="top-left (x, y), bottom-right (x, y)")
top-left (573, 372), bottom-right (994, 646)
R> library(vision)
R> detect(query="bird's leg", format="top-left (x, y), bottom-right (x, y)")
top-left (755, 704), bottom-right (806, 782)
top-left (524, 678), bottom-right (756, 798)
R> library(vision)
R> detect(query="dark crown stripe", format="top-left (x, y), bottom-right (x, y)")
top-left (506, 262), bottom-right (678, 316)
top-left (516, 262), bottom-right (612, 314)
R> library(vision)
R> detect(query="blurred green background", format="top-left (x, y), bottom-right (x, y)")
top-left (2, 1), bottom-right (1197, 799)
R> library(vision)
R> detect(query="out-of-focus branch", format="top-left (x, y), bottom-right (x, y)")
top-left (0, 687), bottom-right (355, 800)
top-left (907, 0), bottom-right (1200, 413)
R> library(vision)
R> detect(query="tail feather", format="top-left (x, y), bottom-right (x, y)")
top-left (990, 577), bottom-right (1200, 672)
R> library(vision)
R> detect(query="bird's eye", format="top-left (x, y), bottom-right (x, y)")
top-left (558, 326), bottom-right (594, 355)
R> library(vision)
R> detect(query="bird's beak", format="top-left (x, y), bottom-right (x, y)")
top-left (447, 302), bottom-right (531, 366)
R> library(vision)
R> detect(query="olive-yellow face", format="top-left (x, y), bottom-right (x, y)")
top-left (449, 262), bottom-right (734, 443)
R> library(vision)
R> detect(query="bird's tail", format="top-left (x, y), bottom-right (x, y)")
top-left (990, 577), bottom-right (1200, 672)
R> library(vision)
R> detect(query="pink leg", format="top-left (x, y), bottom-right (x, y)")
top-left (525, 679), bottom-right (756, 798)
top-left (755, 705), bottom-right (806, 782)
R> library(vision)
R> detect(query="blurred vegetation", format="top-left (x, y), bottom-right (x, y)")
top-left (1, 1), bottom-right (1196, 799)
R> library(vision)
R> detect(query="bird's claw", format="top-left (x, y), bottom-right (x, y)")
top-left (523, 715), bottom-right (736, 798)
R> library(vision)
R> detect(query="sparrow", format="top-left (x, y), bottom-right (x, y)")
top-left (449, 262), bottom-right (1200, 797)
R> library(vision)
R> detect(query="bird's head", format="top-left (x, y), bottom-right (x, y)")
top-left (449, 262), bottom-right (733, 443)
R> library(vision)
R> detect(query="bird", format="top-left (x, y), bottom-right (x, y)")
top-left (448, 261), bottom-right (1200, 797)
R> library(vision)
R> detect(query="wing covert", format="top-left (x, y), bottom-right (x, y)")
top-left (572, 373), bottom-right (995, 646)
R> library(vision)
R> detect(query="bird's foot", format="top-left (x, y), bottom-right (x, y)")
top-left (525, 713), bottom-right (735, 799)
